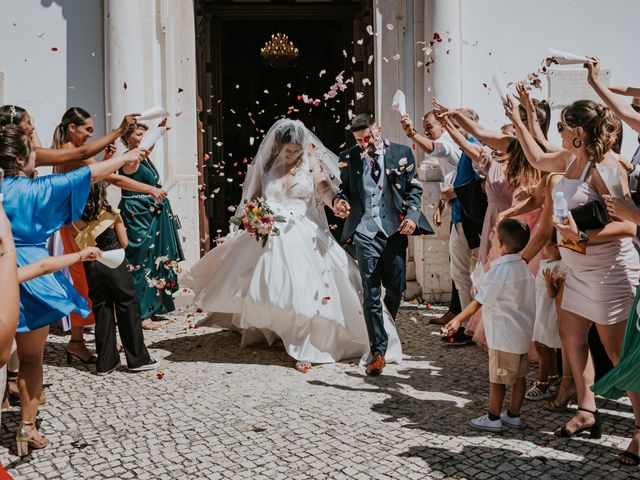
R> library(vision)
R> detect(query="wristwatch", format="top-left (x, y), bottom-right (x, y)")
top-left (407, 129), bottom-right (417, 138)
top-left (578, 231), bottom-right (588, 243)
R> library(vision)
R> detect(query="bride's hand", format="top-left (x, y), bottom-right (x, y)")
top-left (332, 198), bottom-right (350, 218)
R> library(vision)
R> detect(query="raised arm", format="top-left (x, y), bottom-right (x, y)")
top-left (504, 95), bottom-right (571, 172)
top-left (89, 148), bottom-right (148, 183)
top-left (400, 115), bottom-right (435, 154)
top-left (34, 114), bottom-right (138, 167)
top-left (586, 59), bottom-right (640, 133)
top-left (515, 82), bottom-right (560, 153)
top-left (442, 117), bottom-right (484, 161)
top-left (17, 247), bottom-right (101, 283)
top-left (608, 86), bottom-right (640, 97)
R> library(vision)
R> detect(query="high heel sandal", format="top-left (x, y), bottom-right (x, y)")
top-left (554, 407), bottom-right (602, 439)
top-left (65, 340), bottom-right (97, 365)
top-left (16, 421), bottom-right (49, 457)
top-left (543, 376), bottom-right (576, 412)
top-left (617, 425), bottom-right (640, 466)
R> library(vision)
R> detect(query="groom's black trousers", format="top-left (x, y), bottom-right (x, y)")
top-left (353, 231), bottom-right (407, 356)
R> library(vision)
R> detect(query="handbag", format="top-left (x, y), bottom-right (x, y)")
top-left (569, 198), bottom-right (608, 232)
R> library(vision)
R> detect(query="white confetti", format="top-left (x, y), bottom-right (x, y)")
top-left (362, 78), bottom-right (371, 86)
top-left (399, 158), bottom-right (408, 166)
top-left (356, 39), bottom-right (364, 45)
top-left (356, 92), bottom-right (364, 100)
top-left (368, 55), bottom-right (374, 65)
top-left (342, 49), bottom-right (347, 58)
top-left (386, 24), bottom-right (394, 30)
top-left (392, 54), bottom-right (401, 61)
top-left (366, 25), bottom-right (374, 36)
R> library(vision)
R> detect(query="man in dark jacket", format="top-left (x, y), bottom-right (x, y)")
top-left (333, 114), bottom-right (432, 376)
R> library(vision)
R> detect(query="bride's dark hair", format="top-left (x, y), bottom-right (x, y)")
top-left (265, 122), bottom-right (306, 171)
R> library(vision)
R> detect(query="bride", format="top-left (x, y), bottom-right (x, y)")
top-left (182, 119), bottom-right (402, 365)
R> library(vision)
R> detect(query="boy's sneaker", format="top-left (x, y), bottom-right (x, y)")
top-left (500, 411), bottom-right (523, 429)
top-left (525, 381), bottom-right (553, 401)
top-left (129, 358), bottom-right (161, 372)
top-left (469, 414), bottom-right (502, 433)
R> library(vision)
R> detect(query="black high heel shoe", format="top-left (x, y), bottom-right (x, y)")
top-left (65, 340), bottom-right (97, 365)
top-left (554, 407), bottom-right (602, 439)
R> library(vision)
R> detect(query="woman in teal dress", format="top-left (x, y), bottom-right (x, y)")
top-left (119, 124), bottom-right (184, 324)
top-left (0, 124), bottom-right (146, 455)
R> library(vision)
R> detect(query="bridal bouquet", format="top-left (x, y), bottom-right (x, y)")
top-left (230, 198), bottom-right (286, 246)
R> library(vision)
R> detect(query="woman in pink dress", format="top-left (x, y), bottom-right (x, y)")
top-left (512, 97), bottom-right (640, 441)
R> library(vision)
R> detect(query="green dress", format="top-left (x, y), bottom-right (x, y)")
top-left (119, 158), bottom-right (185, 319)
top-left (592, 287), bottom-right (640, 398)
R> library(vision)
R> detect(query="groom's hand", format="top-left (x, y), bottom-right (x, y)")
top-left (332, 198), bottom-right (351, 219)
top-left (398, 219), bottom-right (417, 235)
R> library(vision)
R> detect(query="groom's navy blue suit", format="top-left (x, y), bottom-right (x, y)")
top-left (337, 139), bottom-right (432, 356)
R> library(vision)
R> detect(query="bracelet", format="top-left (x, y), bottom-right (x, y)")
top-left (407, 129), bottom-right (417, 138)
top-left (0, 248), bottom-right (15, 258)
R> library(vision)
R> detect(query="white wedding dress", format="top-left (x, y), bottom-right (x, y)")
top-left (182, 122), bottom-right (402, 364)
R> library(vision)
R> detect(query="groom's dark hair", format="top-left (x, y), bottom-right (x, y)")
top-left (350, 113), bottom-right (375, 132)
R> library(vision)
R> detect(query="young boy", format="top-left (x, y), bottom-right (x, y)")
top-left (444, 218), bottom-right (535, 432)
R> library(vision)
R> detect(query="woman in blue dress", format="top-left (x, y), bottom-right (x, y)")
top-left (0, 124), bottom-right (147, 455)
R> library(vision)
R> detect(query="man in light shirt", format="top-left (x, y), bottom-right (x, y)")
top-left (401, 112), bottom-right (476, 335)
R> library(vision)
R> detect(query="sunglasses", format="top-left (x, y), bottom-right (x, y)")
top-left (359, 135), bottom-right (372, 144)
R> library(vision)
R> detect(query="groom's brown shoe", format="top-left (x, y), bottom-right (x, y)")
top-left (366, 354), bottom-right (385, 376)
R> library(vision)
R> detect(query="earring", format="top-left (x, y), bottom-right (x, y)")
top-left (572, 137), bottom-right (582, 148)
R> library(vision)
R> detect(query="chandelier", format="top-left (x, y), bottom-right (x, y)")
top-left (260, 33), bottom-right (299, 69)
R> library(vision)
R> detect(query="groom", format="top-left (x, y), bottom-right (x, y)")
top-left (333, 114), bottom-right (432, 376)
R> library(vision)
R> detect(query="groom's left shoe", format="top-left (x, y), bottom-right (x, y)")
top-left (366, 354), bottom-right (386, 376)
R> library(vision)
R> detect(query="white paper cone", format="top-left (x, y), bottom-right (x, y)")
top-left (391, 90), bottom-right (407, 116)
top-left (137, 106), bottom-right (170, 121)
top-left (492, 71), bottom-right (508, 104)
top-left (139, 127), bottom-right (167, 150)
top-left (548, 48), bottom-right (590, 65)
top-left (596, 164), bottom-right (624, 198)
top-left (163, 179), bottom-right (178, 192)
top-left (96, 249), bottom-right (125, 269)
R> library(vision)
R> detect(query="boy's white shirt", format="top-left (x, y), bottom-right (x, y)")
top-left (475, 253), bottom-right (536, 354)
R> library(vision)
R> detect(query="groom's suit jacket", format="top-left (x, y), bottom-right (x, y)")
top-left (337, 139), bottom-right (433, 244)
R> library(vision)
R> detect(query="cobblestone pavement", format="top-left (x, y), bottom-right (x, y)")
top-left (0, 303), bottom-right (635, 479)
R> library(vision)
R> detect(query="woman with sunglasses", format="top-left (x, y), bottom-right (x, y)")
top-left (579, 57), bottom-right (640, 467)
top-left (507, 96), bottom-right (640, 455)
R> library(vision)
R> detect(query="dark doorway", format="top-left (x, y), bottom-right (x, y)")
top-left (195, 1), bottom-right (374, 248)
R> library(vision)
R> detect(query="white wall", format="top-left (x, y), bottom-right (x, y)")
top-left (459, 0), bottom-right (640, 157)
top-left (0, 0), bottom-right (105, 146)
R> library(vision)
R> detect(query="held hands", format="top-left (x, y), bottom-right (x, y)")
top-left (442, 316), bottom-right (462, 337)
top-left (400, 115), bottom-right (414, 135)
top-left (149, 187), bottom-right (168, 202)
top-left (503, 95), bottom-right (521, 125)
top-left (553, 211), bottom-right (580, 241)
top-left (515, 82), bottom-right (535, 114)
top-left (603, 194), bottom-right (639, 222)
top-left (123, 147), bottom-right (149, 165)
top-left (398, 218), bottom-right (417, 235)
top-left (79, 247), bottom-right (102, 262)
top-left (104, 143), bottom-right (117, 160)
top-left (332, 198), bottom-right (351, 219)
top-left (119, 113), bottom-right (140, 132)
top-left (584, 57), bottom-right (600, 84)
top-left (431, 98), bottom-right (452, 118)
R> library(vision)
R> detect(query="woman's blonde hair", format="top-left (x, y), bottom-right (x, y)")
top-left (120, 123), bottom-right (148, 148)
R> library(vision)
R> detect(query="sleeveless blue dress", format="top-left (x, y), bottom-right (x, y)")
top-left (3, 167), bottom-right (92, 332)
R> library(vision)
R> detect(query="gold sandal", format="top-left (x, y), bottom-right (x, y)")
top-left (16, 421), bottom-right (49, 457)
